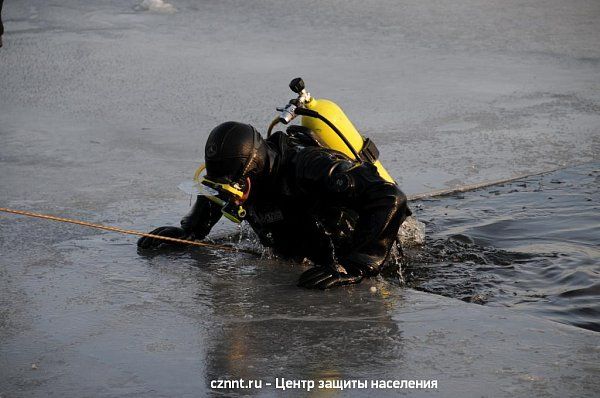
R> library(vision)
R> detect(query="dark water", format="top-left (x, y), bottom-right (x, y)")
top-left (202, 163), bottom-right (600, 333)
top-left (401, 163), bottom-right (600, 332)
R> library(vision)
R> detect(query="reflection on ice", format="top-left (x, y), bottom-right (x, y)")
top-left (133, 0), bottom-right (176, 14)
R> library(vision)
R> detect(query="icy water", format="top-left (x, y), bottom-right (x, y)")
top-left (1, 0), bottom-right (599, 395)
top-left (201, 163), bottom-right (600, 332)
top-left (2, 165), bottom-right (600, 396)
top-left (404, 163), bottom-right (600, 332)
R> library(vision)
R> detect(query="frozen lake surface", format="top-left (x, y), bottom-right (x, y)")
top-left (1, 0), bottom-right (599, 396)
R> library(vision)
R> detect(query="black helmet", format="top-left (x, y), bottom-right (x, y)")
top-left (204, 121), bottom-right (269, 184)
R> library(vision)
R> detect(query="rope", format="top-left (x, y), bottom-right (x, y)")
top-left (0, 164), bottom-right (576, 254)
top-left (0, 207), bottom-right (259, 255)
top-left (406, 165), bottom-right (565, 201)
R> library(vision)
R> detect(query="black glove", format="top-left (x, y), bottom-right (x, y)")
top-left (297, 264), bottom-right (363, 290)
top-left (137, 226), bottom-right (190, 249)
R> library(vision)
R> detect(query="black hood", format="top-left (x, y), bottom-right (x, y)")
top-left (204, 121), bottom-right (271, 184)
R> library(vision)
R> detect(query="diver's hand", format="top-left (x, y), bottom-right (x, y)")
top-left (297, 264), bottom-right (363, 290)
top-left (137, 226), bottom-right (189, 249)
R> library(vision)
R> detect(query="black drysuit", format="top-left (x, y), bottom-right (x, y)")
top-left (180, 131), bottom-right (411, 277)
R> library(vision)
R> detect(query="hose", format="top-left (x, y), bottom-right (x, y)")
top-left (266, 117), bottom-right (280, 138)
top-left (294, 107), bottom-right (363, 161)
top-left (0, 165), bottom-right (574, 255)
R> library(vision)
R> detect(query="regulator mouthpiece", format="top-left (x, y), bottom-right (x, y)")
top-left (221, 201), bottom-right (247, 224)
top-left (181, 163), bottom-right (248, 224)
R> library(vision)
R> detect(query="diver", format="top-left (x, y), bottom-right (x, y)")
top-left (138, 79), bottom-right (411, 289)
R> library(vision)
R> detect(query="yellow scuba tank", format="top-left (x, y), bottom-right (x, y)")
top-left (301, 97), bottom-right (395, 183)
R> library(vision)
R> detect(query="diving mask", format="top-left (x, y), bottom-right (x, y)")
top-left (178, 164), bottom-right (248, 224)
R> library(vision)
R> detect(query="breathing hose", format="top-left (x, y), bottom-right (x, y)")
top-left (267, 107), bottom-right (363, 162)
top-left (293, 108), bottom-right (363, 161)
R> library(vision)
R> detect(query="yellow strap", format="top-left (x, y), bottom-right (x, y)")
top-left (192, 163), bottom-right (245, 199)
top-left (193, 163), bottom-right (206, 182)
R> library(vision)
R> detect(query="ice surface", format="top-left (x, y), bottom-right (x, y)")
top-left (1, 0), bottom-right (599, 396)
top-left (133, 0), bottom-right (176, 14)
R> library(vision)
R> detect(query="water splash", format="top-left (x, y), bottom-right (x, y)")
top-left (398, 215), bottom-right (426, 246)
top-left (384, 241), bottom-right (406, 284)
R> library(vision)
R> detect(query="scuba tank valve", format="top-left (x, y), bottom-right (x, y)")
top-left (268, 78), bottom-right (395, 183)
top-left (274, 78), bottom-right (313, 125)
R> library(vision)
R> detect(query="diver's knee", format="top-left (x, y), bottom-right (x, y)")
top-left (388, 185), bottom-right (411, 221)
top-left (384, 184), bottom-right (407, 211)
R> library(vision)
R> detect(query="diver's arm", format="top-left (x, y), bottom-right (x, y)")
top-left (137, 196), bottom-right (222, 249)
top-left (180, 195), bottom-right (223, 240)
